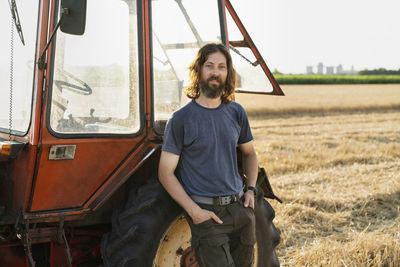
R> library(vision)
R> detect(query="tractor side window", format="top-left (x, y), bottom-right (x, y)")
top-left (151, 0), bottom-right (222, 132)
top-left (50, 0), bottom-right (140, 134)
top-left (0, 1), bottom-right (38, 135)
top-left (225, 2), bottom-right (284, 95)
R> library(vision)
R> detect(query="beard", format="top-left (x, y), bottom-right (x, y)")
top-left (199, 76), bottom-right (225, 99)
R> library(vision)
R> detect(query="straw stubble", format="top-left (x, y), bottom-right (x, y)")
top-left (241, 85), bottom-right (400, 266)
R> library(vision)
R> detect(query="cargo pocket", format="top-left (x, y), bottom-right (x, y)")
top-left (240, 229), bottom-right (256, 246)
top-left (237, 217), bottom-right (256, 267)
top-left (240, 208), bottom-right (256, 246)
top-left (194, 236), bottom-right (234, 267)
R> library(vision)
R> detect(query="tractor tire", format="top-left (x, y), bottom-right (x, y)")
top-left (254, 188), bottom-right (281, 267)
top-left (101, 179), bottom-right (280, 267)
top-left (101, 179), bottom-right (182, 266)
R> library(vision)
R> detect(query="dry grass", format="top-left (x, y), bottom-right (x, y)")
top-left (237, 84), bottom-right (400, 117)
top-left (239, 85), bottom-right (400, 266)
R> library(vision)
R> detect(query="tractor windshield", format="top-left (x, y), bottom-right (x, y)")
top-left (49, 0), bottom-right (140, 134)
top-left (151, 0), bottom-right (224, 131)
top-left (0, 1), bottom-right (39, 135)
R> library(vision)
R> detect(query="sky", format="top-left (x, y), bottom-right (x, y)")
top-left (230, 0), bottom-right (400, 74)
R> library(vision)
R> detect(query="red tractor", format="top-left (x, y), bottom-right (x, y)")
top-left (0, 0), bottom-right (283, 266)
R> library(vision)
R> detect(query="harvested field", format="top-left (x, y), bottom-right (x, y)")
top-left (237, 84), bottom-right (400, 266)
top-left (237, 84), bottom-right (400, 117)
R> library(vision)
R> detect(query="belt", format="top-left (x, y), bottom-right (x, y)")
top-left (191, 190), bottom-right (244, 206)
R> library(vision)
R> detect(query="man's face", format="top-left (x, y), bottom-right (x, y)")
top-left (199, 51), bottom-right (228, 99)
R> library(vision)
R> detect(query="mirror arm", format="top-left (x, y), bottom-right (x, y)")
top-left (38, 8), bottom-right (69, 70)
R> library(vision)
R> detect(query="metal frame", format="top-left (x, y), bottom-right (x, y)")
top-left (45, 0), bottom-right (146, 139)
top-left (225, 0), bottom-right (284, 96)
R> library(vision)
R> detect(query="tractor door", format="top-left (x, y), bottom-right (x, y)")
top-left (28, 0), bottom-right (149, 213)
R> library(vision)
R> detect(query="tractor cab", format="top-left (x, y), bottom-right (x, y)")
top-left (0, 0), bottom-right (282, 266)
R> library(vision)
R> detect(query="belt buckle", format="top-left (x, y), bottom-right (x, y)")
top-left (218, 196), bottom-right (231, 206)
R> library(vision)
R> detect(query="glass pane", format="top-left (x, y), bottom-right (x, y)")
top-left (151, 0), bottom-right (222, 130)
top-left (226, 6), bottom-right (274, 93)
top-left (0, 1), bottom-right (38, 134)
top-left (231, 47), bottom-right (274, 93)
top-left (50, 0), bottom-right (140, 134)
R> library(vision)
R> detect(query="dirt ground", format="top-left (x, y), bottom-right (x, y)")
top-left (237, 84), bottom-right (400, 266)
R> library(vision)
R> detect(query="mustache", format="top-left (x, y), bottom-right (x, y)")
top-left (207, 76), bottom-right (222, 83)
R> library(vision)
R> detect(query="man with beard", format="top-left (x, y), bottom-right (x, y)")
top-left (159, 43), bottom-right (258, 267)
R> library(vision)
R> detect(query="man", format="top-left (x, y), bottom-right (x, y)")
top-left (158, 43), bottom-right (258, 267)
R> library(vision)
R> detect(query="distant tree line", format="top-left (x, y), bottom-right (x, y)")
top-left (274, 74), bottom-right (400, 84)
top-left (273, 69), bottom-right (283, 75)
top-left (358, 68), bottom-right (400, 75)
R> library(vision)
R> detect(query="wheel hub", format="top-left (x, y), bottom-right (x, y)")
top-left (180, 246), bottom-right (199, 267)
top-left (153, 214), bottom-right (260, 267)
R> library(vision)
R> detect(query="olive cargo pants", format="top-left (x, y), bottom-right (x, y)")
top-left (185, 200), bottom-right (256, 267)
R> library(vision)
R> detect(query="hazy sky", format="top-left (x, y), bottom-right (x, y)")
top-left (231, 0), bottom-right (400, 74)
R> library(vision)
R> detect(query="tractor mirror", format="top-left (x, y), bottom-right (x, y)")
top-left (60, 0), bottom-right (87, 35)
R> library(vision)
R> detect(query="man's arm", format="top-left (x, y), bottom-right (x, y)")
top-left (158, 151), bottom-right (223, 224)
top-left (238, 140), bottom-right (258, 209)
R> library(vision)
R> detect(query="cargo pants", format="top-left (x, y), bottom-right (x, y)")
top-left (185, 199), bottom-right (256, 267)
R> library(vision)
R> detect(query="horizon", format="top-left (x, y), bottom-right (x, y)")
top-left (275, 65), bottom-right (400, 75)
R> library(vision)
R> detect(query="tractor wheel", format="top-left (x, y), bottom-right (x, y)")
top-left (101, 179), bottom-right (182, 266)
top-left (254, 189), bottom-right (281, 267)
top-left (101, 179), bottom-right (280, 267)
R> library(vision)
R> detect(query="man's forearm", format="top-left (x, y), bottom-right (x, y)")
top-left (243, 152), bottom-right (258, 187)
top-left (159, 172), bottom-right (223, 224)
top-left (158, 151), bottom-right (222, 224)
top-left (158, 172), bottom-right (201, 217)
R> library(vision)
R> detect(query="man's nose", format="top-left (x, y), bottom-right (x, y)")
top-left (211, 67), bottom-right (220, 76)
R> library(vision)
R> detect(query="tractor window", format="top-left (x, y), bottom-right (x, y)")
top-left (225, 2), bottom-right (284, 95)
top-left (0, 1), bottom-right (39, 135)
top-left (50, 0), bottom-right (140, 134)
top-left (151, 0), bottom-right (223, 132)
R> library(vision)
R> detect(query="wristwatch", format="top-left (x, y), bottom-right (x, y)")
top-left (246, 186), bottom-right (257, 196)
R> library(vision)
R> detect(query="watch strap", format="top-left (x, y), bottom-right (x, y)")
top-left (247, 186), bottom-right (257, 196)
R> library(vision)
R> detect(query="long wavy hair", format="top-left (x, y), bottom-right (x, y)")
top-left (185, 43), bottom-right (236, 103)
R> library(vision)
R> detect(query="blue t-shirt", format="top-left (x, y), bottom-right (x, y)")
top-left (162, 99), bottom-right (253, 196)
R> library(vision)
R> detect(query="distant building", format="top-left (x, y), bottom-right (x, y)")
top-left (340, 65), bottom-right (357, 75)
top-left (306, 66), bottom-right (314, 74)
top-left (317, 62), bottom-right (324, 74)
top-left (305, 63), bottom-right (357, 75)
top-left (336, 64), bottom-right (343, 74)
